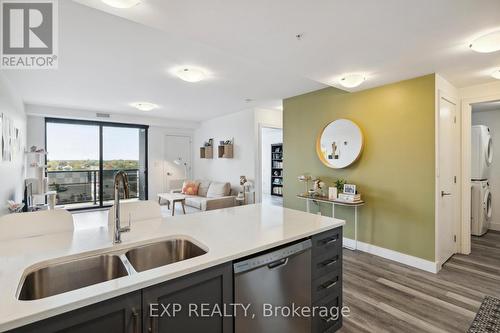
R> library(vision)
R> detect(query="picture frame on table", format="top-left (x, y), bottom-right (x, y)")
top-left (343, 184), bottom-right (356, 195)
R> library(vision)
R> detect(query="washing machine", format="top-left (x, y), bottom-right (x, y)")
top-left (471, 125), bottom-right (493, 180)
top-left (471, 180), bottom-right (492, 236)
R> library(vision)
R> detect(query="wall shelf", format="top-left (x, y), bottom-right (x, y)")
top-left (218, 144), bottom-right (233, 158)
top-left (200, 146), bottom-right (213, 159)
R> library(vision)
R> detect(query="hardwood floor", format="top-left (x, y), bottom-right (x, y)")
top-left (339, 231), bottom-right (500, 333)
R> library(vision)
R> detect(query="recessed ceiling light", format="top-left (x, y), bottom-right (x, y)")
top-left (492, 70), bottom-right (500, 80)
top-left (131, 102), bottom-right (158, 112)
top-left (339, 74), bottom-right (366, 88)
top-left (175, 67), bottom-right (207, 83)
top-left (469, 30), bottom-right (500, 53)
top-left (244, 98), bottom-right (253, 103)
top-left (101, 0), bottom-right (141, 9)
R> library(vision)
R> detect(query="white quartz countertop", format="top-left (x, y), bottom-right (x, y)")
top-left (0, 204), bottom-right (344, 331)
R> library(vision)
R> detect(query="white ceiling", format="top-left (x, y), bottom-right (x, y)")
top-left (3, 0), bottom-right (500, 121)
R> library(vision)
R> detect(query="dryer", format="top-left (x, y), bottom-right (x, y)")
top-left (471, 125), bottom-right (493, 180)
top-left (471, 180), bottom-right (492, 236)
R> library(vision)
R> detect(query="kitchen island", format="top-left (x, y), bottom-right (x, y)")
top-left (0, 204), bottom-right (344, 333)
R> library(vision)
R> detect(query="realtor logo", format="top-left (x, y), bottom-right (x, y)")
top-left (1, 0), bottom-right (58, 69)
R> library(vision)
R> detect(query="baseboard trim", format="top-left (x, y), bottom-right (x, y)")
top-left (489, 223), bottom-right (500, 232)
top-left (343, 237), bottom-right (439, 274)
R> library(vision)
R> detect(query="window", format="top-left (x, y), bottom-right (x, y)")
top-left (45, 118), bottom-right (148, 209)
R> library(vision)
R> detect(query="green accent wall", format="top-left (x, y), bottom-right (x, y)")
top-left (283, 74), bottom-right (436, 261)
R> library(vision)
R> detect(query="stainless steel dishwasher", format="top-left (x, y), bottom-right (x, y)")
top-left (234, 239), bottom-right (312, 333)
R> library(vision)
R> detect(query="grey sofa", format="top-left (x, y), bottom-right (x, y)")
top-left (171, 180), bottom-right (236, 212)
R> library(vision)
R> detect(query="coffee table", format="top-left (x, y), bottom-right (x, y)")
top-left (158, 193), bottom-right (186, 216)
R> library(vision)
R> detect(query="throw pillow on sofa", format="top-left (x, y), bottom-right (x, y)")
top-left (197, 180), bottom-right (212, 197)
top-left (206, 182), bottom-right (231, 198)
top-left (181, 180), bottom-right (199, 195)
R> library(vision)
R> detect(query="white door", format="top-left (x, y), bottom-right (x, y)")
top-left (438, 96), bottom-right (460, 265)
top-left (164, 135), bottom-right (191, 191)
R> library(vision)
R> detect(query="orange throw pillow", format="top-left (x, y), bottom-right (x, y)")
top-left (181, 181), bottom-right (199, 195)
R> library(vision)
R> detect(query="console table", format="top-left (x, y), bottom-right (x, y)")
top-left (297, 194), bottom-right (365, 250)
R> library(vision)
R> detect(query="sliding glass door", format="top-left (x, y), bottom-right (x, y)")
top-left (102, 126), bottom-right (147, 204)
top-left (46, 119), bottom-right (148, 209)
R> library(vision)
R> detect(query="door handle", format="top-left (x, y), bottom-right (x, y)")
top-left (441, 191), bottom-right (452, 197)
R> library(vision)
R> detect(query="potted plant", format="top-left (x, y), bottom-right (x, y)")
top-left (335, 179), bottom-right (346, 193)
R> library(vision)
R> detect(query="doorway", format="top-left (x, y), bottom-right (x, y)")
top-left (469, 101), bottom-right (499, 237)
top-left (460, 96), bottom-right (500, 254)
top-left (260, 127), bottom-right (283, 207)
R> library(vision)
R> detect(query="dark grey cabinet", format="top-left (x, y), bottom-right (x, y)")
top-left (311, 227), bottom-right (343, 333)
top-left (142, 263), bottom-right (233, 333)
top-left (9, 232), bottom-right (342, 333)
top-left (9, 263), bottom-right (233, 333)
top-left (9, 291), bottom-right (141, 333)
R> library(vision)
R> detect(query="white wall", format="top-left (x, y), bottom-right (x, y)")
top-left (148, 127), bottom-right (193, 199)
top-left (25, 105), bottom-right (197, 202)
top-left (461, 81), bottom-right (500, 100)
top-left (261, 128), bottom-right (282, 195)
top-left (192, 107), bottom-right (283, 199)
top-left (193, 108), bottom-right (255, 192)
top-left (0, 74), bottom-right (26, 216)
top-left (472, 109), bottom-right (500, 231)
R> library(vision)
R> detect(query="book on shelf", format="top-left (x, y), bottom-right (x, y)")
top-left (338, 193), bottom-right (362, 202)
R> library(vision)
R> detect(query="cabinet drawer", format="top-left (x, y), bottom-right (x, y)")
top-left (312, 228), bottom-right (342, 258)
top-left (312, 269), bottom-right (341, 303)
top-left (312, 291), bottom-right (342, 333)
top-left (312, 251), bottom-right (341, 279)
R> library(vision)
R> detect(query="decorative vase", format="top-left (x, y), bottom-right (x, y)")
top-left (328, 187), bottom-right (338, 200)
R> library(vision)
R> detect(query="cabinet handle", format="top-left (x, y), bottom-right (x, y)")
top-left (323, 237), bottom-right (338, 245)
top-left (322, 258), bottom-right (338, 267)
top-left (322, 316), bottom-right (336, 323)
top-left (322, 280), bottom-right (338, 289)
top-left (149, 315), bottom-right (156, 333)
top-left (131, 308), bottom-right (139, 333)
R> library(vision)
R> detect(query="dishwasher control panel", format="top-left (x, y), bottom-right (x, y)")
top-left (233, 239), bottom-right (312, 274)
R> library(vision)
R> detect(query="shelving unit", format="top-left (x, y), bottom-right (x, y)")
top-left (24, 150), bottom-right (49, 208)
top-left (271, 143), bottom-right (283, 197)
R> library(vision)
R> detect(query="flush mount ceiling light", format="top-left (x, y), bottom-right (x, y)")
top-left (131, 102), bottom-right (158, 112)
top-left (175, 67), bottom-right (207, 83)
top-left (338, 74), bottom-right (366, 88)
top-left (469, 30), bottom-right (500, 53)
top-left (101, 0), bottom-right (141, 9)
top-left (492, 70), bottom-right (500, 80)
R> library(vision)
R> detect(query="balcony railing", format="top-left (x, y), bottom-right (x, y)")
top-left (47, 169), bottom-right (139, 206)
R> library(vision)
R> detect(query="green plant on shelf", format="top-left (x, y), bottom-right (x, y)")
top-left (334, 179), bottom-right (346, 193)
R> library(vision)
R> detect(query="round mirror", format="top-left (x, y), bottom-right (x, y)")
top-left (316, 119), bottom-right (364, 169)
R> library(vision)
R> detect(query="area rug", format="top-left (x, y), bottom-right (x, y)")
top-left (469, 296), bottom-right (500, 332)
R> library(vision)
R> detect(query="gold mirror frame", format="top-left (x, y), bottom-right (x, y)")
top-left (316, 119), bottom-right (364, 169)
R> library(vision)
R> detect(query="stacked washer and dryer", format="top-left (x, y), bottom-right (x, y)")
top-left (471, 125), bottom-right (493, 236)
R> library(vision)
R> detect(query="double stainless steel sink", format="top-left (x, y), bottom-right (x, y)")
top-left (18, 239), bottom-right (207, 301)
